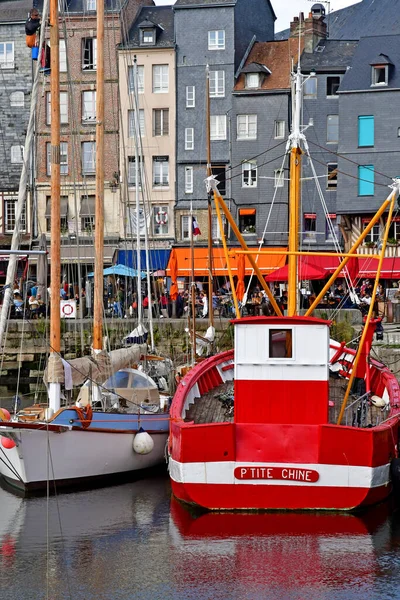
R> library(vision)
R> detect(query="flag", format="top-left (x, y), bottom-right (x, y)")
top-left (192, 216), bottom-right (201, 237)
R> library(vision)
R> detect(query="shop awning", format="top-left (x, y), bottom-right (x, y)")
top-left (115, 249), bottom-right (171, 272)
top-left (166, 247), bottom-right (287, 277)
top-left (45, 197), bottom-right (68, 217)
top-left (309, 254), bottom-right (344, 274)
top-left (239, 208), bottom-right (256, 216)
top-left (265, 259), bottom-right (327, 282)
top-left (87, 264), bottom-right (146, 279)
top-left (80, 196), bottom-right (96, 216)
top-left (354, 257), bottom-right (400, 279)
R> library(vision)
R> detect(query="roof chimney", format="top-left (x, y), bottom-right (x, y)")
top-left (290, 10), bottom-right (327, 53)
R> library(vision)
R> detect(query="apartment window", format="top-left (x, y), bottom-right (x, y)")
top-left (274, 169), bottom-right (284, 187)
top-left (46, 142), bottom-right (68, 175)
top-left (325, 214), bottom-right (338, 242)
top-left (210, 115), bottom-right (227, 141)
top-left (209, 71), bottom-right (225, 97)
top-left (242, 162), bottom-right (257, 187)
top-left (45, 196), bottom-right (68, 233)
top-left (85, 0), bottom-right (96, 10)
top-left (237, 114), bottom-right (257, 140)
top-left (142, 29), bottom-right (155, 45)
top-left (358, 165), bottom-right (375, 196)
top-left (128, 65), bottom-right (144, 94)
top-left (181, 215), bottom-right (191, 241)
top-left (185, 166), bottom-right (193, 193)
top-left (212, 165), bottom-right (226, 195)
top-left (10, 92), bottom-right (24, 107)
top-left (372, 65), bottom-right (388, 86)
top-left (127, 156), bottom-right (142, 188)
top-left (152, 65), bottom-right (169, 93)
top-left (82, 90), bottom-right (96, 122)
top-left (358, 115), bottom-right (374, 147)
top-left (153, 108), bottom-right (169, 136)
top-left (274, 120), bottom-right (285, 139)
top-left (153, 205), bottom-right (169, 235)
top-left (153, 156), bottom-right (169, 187)
top-left (239, 208), bottom-right (256, 235)
top-left (82, 38), bottom-right (97, 70)
top-left (186, 86), bottom-right (195, 108)
top-left (5, 195), bottom-right (26, 233)
top-left (327, 163), bottom-right (338, 189)
top-left (246, 73), bottom-right (259, 89)
top-left (327, 76), bottom-right (340, 96)
top-left (212, 214), bottom-right (226, 240)
top-left (46, 92), bottom-right (69, 125)
top-left (304, 76), bottom-right (317, 98)
top-left (82, 215), bottom-right (95, 232)
top-left (185, 128), bottom-right (194, 151)
top-left (208, 30), bottom-right (225, 50)
top-left (0, 42), bottom-right (14, 69)
top-left (389, 219), bottom-right (400, 241)
top-left (128, 109), bottom-right (145, 137)
top-left (363, 220), bottom-right (380, 243)
top-left (82, 141), bottom-right (96, 174)
top-left (327, 114), bottom-right (339, 143)
top-left (59, 40), bottom-right (67, 72)
top-left (10, 145), bottom-right (23, 164)
top-left (303, 213), bottom-right (317, 243)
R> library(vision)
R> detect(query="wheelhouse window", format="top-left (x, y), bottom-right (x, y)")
top-left (269, 329), bottom-right (292, 359)
top-left (239, 208), bottom-right (256, 234)
top-left (82, 38), bottom-right (97, 70)
top-left (303, 213), bottom-right (317, 243)
top-left (242, 162), bottom-right (257, 187)
top-left (208, 30), bottom-right (225, 50)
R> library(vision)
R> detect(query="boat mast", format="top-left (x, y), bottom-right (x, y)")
top-left (206, 65), bottom-right (214, 328)
top-left (48, 0), bottom-right (61, 412)
top-left (93, 0), bottom-right (104, 354)
top-left (190, 200), bottom-right (196, 365)
top-left (287, 65), bottom-right (303, 317)
top-left (133, 56), bottom-right (143, 326)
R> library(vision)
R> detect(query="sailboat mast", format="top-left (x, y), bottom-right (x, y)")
top-left (287, 66), bottom-right (303, 317)
top-left (48, 0), bottom-right (61, 411)
top-left (133, 56), bottom-right (143, 325)
top-left (206, 65), bottom-right (214, 327)
top-left (93, 0), bottom-right (105, 352)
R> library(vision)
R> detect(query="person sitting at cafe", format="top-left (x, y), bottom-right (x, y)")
top-left (28, 293), bottom-right (40, 318)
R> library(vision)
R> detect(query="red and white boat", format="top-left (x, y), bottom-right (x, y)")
top-left (168, 60), bottom-right (400, 512)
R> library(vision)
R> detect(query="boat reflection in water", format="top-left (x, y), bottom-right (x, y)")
top-left (169, 498), bottom-right (398, 599)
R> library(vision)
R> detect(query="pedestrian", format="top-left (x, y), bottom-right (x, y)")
top-left (25, 8), bottom-right (41, 48)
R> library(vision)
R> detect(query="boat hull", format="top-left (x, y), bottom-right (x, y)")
top-left (0, 426), bottom-right (168, 493)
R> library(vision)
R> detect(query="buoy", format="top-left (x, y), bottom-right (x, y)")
top-left (371, 395), bottom-right (389, 408)
top-left (133, 428), bottom-right (154, 455)
top-left (0, 436), bottom-right (16, 450)
top-left (0, 408), bottom-right (11, 421)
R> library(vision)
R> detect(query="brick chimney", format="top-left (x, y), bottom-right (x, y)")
top-left (290, 10), bottom-right (327, 53)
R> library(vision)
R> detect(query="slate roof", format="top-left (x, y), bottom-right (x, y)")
top-left (340, 34), bottom-right (400, 92)
top-left (277, 0), bottom-right (400, 41)
top-left (235, 38), bottom-right (303, 92)
top-left (34, 0), bottom-right (124, 14)
top-left (124, 6), bottom-right (174, 48)
top-left (300, 39), bottom-right (358, 73)
top-left (174, 0), bottom-right (276, 20)
top-left (0, 0), bottom-right (33, 22)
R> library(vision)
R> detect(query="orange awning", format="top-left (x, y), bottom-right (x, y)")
top-left (239, 208), bottom-right (256, 216)
top-left (166, 247), bottom-right (287, 277)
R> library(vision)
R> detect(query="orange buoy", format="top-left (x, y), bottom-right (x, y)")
top-left (0, 408), bottom-right (11, 421)
top-left (0, 436), bottom-right (16, 450)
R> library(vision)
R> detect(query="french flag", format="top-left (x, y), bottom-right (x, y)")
top-left (192, 216), bottom-right (201, 237)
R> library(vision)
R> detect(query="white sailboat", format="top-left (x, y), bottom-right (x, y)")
top-left (0, 0), bottom-right (170, 494)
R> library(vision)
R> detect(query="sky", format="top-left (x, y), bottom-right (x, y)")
top-left (153, 0), bottom-right (360, 32)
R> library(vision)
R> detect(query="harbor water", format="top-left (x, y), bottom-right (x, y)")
top-left (1, 474), bottom-right (400, 600)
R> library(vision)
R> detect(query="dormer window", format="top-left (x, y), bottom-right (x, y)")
top-left (246, 74), bottom-right (259, 89)
top-left (142, 28), bottom-right (155, 45)
top-left (372, 65), bottom-right (388, 86)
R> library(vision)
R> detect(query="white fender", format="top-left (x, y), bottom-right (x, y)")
top-left (133, 430), bottom-right (154, 455)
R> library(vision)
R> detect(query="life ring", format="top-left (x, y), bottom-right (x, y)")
top-left (155, 210), bottom-right (168, 225)
top-left (62, 303), bottom-right (74, 316)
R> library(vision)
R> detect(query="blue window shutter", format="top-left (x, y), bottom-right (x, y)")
top-left (358, 165), bottom-right (375, 196)
top-left (358, 116), bottom-right (374, 147)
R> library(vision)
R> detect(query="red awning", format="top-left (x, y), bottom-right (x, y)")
top-left (355, 257), bottom-right (400, 279)
top-left (308, 255), bottom-right (343, 274)
top-left (239, 208), bottom-right (256, 216)
top-left (265, 259), bottom-right (327, 282)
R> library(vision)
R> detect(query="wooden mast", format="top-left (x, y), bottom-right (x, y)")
top-left (206, 65), bottom-right (214, 327)
top-left (48, 0), bottom-right (61, 411)
top-left (93, 0), bottom-right (104, 353)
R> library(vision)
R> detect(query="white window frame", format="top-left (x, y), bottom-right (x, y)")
top-left (153, 108), bottom-right (169, 136)
top-left (274, 169), bottom-right (284, 187)
top-left (327, 114), bottom-right (339, 143)
top-left (82, 38), bottom-right (97, 71)
top-left (10, 145), bottom-right (24, 164)
top-left (153, 205), bottom-right (169, 236)
top-left (128, 109), bottom-right (145, 137)
top-left (242, 162), bottom-right (257, 188)
top-left (152, 65), bottom-right (169, 93)
top-left (185, 128), bottom-right (194, 150)
top-left (128, 65), bottom-right (144, 94)
top-left (59, 40), bottom-right (67, 72)
top-left (186, 86), bottom-right (195, 108)
top-left (372, 65), bottom-right (388, 86)
top-left (82, 90), bottom-right (96, 122)
top-left (181, 215), bottom-right (191, 241)
top-left (127, 156), bottom-right (142, 188)
top-left (10, 91), bottom-right (24, 107)
top-left (142, 29), bottom-right (155, 44)
top-left (246, 73), bottom-right (259, 89)
top-left (210, 115), bottom-right (227, 141)
top-left (47, 92), bottom-right (68, 125)
top-left (274, 120), bottom-right (285, 139)
top-left (81, 141), bottom-right (96, 175)
top-left (208, 30), bottom-right (225, 50)
top-left (237, 114), bottom-right (257, 140)
top-left (5, 195), bottom-right (26, 233)
top-left (153, 157), bottom-right (169, 187)
top-left (85, 0), bottom-right (96, 10)
top-left (185, 166), bottom-right (193, 193)
top-left (0, 42), bottom-right (14, 69)
top-left (304, 76), bottom-right (317, 98)
top-left (47, 142), bottom-right (68, 175)
top-left (209, 71), bottom-right (225, 98)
